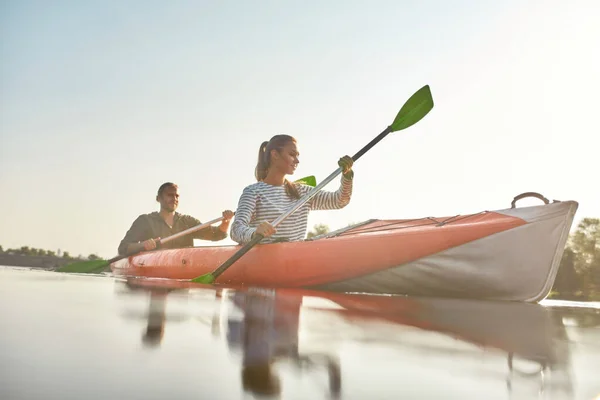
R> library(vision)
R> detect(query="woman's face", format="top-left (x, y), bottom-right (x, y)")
top-left (271, 140), bottom-right (299, 175)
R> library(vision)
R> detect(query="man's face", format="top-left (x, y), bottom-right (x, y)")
top-left (158, 186), bottom-right (179, 212)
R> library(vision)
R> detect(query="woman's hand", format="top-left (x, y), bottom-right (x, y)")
top-left (254, 221), bottom-right (276, 238)
top-left (338, 155), bottom-right (354, 178)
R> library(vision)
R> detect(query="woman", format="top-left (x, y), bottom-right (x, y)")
top-left (230, 134), bottom-right (354, 245)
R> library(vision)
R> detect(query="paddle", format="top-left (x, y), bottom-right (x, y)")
top-left (191, 84), bottom-right (434, 284)
top-left (293, 175), bottom-right (317, 187)
top-left (55, 216), bottom-right (228, 273)
top-left (55, 176), bottom-right (318, 274)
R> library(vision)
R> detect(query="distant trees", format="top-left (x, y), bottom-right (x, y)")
top-left (307, 223), bottom-right (330, 239)
top-left (306, 221), bottom-right (366, 239)
top-left (551, 218), bottom-right (599, 301)
top-left (0, 246), bottom-right (83, 261)
top-left (0, 245), bottom-right (103, 261)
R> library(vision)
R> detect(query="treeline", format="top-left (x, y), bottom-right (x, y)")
top-left (550, 218), bottom-right (600, 301)
top-left (0, 245), bottom-right (100, 261)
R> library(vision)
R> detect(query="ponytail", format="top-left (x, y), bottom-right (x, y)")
top-left (254, 141), bottom-right (270, 181)
top-left (254, 134), bottom-right (300, 199)
top-left (284, 179), bottom-right (301, 200)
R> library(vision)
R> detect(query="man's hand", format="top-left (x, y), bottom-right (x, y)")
top-left (219, 210), bottom-right (235, 233)
top-left (142, 237), bottom-right (160, 251)
top-left (222, 210), bottom-right (234, 222)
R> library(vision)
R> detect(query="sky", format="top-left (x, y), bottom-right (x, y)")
top-left (1, 0), bottom-right (599, 258)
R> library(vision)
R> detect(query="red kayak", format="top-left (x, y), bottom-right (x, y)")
top-left (112, 192), bottom-right (578, 302)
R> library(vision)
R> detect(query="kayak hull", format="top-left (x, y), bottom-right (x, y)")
top-left (111, 195), bottom-right (578, 302)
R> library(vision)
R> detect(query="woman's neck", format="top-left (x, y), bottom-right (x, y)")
top-left (262, 169), bottom-right (286, 186)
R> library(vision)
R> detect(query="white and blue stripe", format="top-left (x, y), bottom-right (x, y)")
top-left (231, 176), bottom-right (353, 244)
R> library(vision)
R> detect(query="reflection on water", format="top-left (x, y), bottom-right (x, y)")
top-left (142, 289), bottom-right (168, 348)
top-left (1, 267), bottom-right (599, 399)
top-left (117, 275), bottom-right (599, 400)
top-left (227, 288), bottom-right (340, 398)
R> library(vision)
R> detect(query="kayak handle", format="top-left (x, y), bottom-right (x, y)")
top-left (510, 192), bottom-right (550, 208)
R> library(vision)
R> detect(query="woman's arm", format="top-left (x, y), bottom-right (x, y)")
top-left (231, 187), bottom-right (258, 244)
top-left (304, 174), bottom-right (353, 210)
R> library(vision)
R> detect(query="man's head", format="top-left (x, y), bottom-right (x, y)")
top-left (156, 182), bottom-right (179, 212)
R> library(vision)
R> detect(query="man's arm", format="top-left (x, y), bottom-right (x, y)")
top-left (118, 215), bottom-right (151, 255)
top-left (183, 215), bottom-right (229, 242)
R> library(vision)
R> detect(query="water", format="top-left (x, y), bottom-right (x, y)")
top-left (0, 266), bottom-right (599, 399)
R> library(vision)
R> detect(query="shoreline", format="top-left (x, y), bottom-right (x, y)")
top-left (0, 254), bottom-right (83, 270)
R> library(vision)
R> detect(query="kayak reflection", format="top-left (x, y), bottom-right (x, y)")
top-left (117, 278), bottom-right (583, 399)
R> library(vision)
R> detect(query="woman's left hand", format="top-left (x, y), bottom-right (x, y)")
top-left (338, 155), bottom-right (354, 178)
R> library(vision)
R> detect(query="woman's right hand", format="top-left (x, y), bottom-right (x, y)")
top-left (254, 221), bottom-right (276, 238)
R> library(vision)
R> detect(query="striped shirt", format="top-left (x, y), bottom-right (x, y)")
top-left (231, 175), bottom-right (353, 244)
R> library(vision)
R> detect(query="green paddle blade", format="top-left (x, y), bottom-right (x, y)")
top-left (294, 175), bottom-right (317, 187)
top-left (191, 273), bottom-right (215, 284)
top-left (56, 259), bottom-right (109, 273)
top-left (390, 85), bottom-right (434, 132)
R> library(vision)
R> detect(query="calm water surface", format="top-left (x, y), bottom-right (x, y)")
top-left (0, 267), bottom-right (599, 400)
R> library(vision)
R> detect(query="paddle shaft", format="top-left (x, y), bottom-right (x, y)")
top-left (59, 176), bottom-right (318, 273)
top-left (269, 124), bottom-right (392, 228)
top-left (192, 85), bottom-right (433, 283)
top-left (206, 125), bottom-right (393, 280)
top-left (108, 215), bottom-right (228, 264)
top-left (116, 175), bottom-right (316, 266)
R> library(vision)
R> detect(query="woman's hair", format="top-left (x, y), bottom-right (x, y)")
top-left (255, 135), bottom-right (300, 199)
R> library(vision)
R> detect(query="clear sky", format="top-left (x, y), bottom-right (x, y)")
top-left (1, 0), bottom-right (599, 258)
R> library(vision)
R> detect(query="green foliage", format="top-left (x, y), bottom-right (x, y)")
top-left (0, 245), bottom-right (92, 261)
top-left (307, 223), bottom-right (330, 239)
top-left (551, 218), bottom-right (600, 301)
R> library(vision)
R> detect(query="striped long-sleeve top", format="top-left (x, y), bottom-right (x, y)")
top-left (230, 175), bottom-right (353, 244)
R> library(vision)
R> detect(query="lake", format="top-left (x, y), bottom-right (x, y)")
top-left (1, 266), bottom-right (598, 399)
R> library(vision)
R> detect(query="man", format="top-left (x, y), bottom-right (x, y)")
top-left (118, 182), bottom-right (234, 255)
